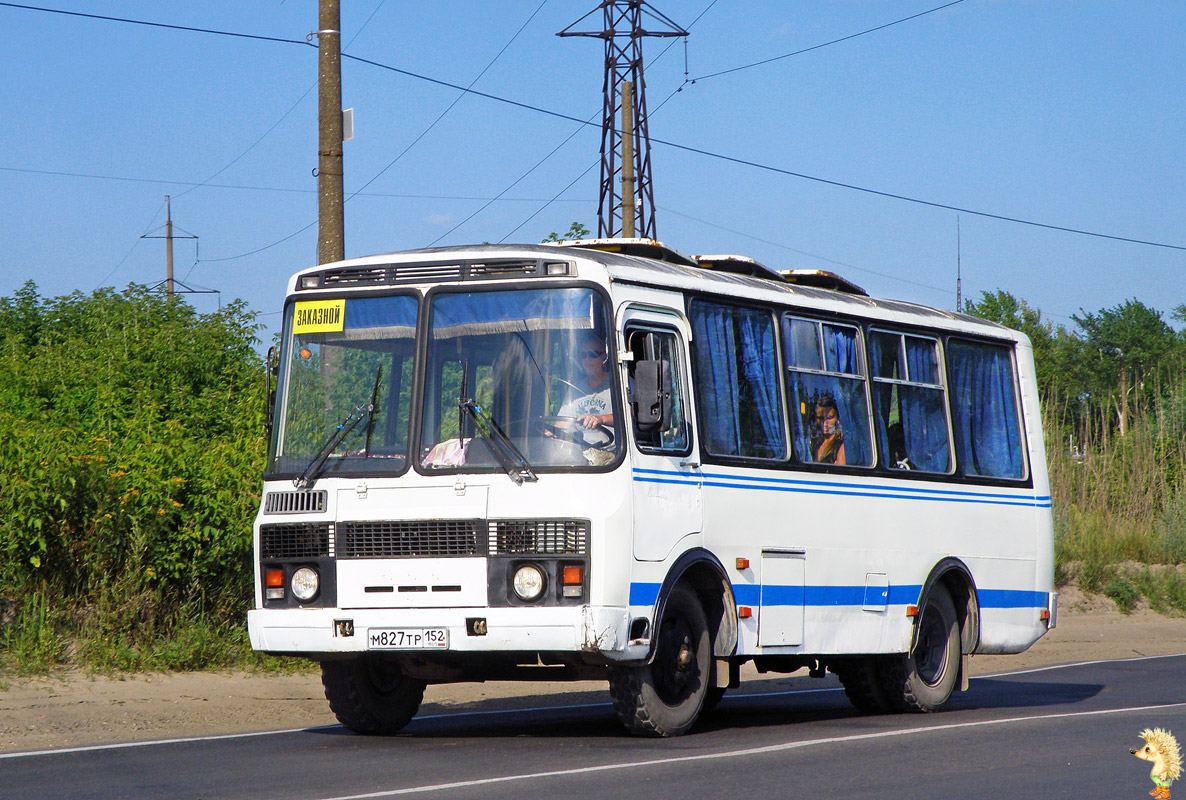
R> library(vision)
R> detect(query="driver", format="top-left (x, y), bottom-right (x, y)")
top-left (557, 333), bottom-right (613, 437)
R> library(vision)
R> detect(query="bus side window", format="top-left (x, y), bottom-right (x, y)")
top-left (782, 316), bottom-right (873, 467)
top-left (869, 331), bottom-right (952, 473)
top-left (626, 328), bottom-right (689, 453)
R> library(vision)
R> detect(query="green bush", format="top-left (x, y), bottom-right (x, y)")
top-left (0, 283), bottom-right (267, 672)
top-left (1103, 577), bottom-right (1140, 614)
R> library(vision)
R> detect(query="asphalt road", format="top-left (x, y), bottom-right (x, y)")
top-left (5, 655), bottom-right (1185, 800)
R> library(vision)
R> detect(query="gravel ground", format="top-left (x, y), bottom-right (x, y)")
top-left (2, 586), bottom-right (1183, 753)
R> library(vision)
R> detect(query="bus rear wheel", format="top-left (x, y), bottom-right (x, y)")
top-left (609, 585), bottom-right (711, 737)
top-left (321, 654), bottom-right (427, 734)
top-left (882, 583), bottom-right (961, 712)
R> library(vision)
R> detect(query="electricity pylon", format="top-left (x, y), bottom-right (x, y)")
top-left (559, 1), bottom-right (686, 240)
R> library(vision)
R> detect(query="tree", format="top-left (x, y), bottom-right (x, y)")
top-left (964, 290), bottom-right (1060, 392)
top-left (542, 222), bottom-right (591, 243)
top-left (1073, 299), bottom-right (1177, 436)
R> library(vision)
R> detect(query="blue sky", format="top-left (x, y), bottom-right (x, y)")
top-left (2, 1), bottom-right (1184, 344)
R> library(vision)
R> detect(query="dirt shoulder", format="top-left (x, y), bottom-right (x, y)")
top-left (3, 587), bottom-right (1183, 754)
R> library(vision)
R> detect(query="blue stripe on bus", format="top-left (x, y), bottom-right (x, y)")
top-left (629, 582), bottom-right (1045, 609)
top-left (631, 468), bottom-right (1052, 508)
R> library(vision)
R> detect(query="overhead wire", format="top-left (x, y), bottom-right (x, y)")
top-left (0, 165), bottom-right (587, 202)
top-left (5, 0), bottom-right (1185, 257)
top-left (176, 1), bottom-right (386, 204)
top-left (692, 0), bottom-right (967, 82)
top-left (94, 197), bottom-right (168, 289)
top-left (206, 0), bottom-right (551, 262)
top-left (496, 0), bottom-right (720, 243)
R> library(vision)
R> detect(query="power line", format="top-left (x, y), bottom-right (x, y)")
top-left (645, 136), bottom-right (1186, 252)
top-left (174, 1), bottom-right (387, 202)
top-left (206, 0), bottom-right (553, 263)
top-left (692, 0), bottom-right (967, 82)
top-left (0, 165), bottom-right (588, 202)
top-left (94, 198), bottom-right (169, 289)
top-left (7, 1), bottom-right (1185, 253)
top-left (658, 205), bottom-right (951, 295)
top-left (0, 2), bottom-right (307, 45)
top-left (346, 0), bottom-right (549, 201)
top-left (493, 0), bottom-right (717, 241)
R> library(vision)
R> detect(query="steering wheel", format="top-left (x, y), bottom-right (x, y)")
top-left (538, 415), bottom-right (616, 449)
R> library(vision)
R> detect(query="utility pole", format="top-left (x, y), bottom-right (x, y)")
top-left (317, 0), bottom-right (344, 265)
top-left (560, 1), bottom-right (686, 240)
top-left (165, 195), bottom-right (175, 297)
top-left (142, 196), bottom-right (198, 300)
top-left (620, 81), bottom-right (635, 238)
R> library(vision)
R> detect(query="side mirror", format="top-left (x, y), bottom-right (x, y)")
top-left (631, 359), bottom-right (671, 431)
top-left (264, 346), bottom-right (280, 438)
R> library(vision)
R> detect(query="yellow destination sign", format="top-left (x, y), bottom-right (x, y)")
top-left (293, 299), bottom-right (346, 333)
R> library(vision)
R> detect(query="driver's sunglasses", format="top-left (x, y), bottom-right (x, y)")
top-left (580, 350), bottom-right (605, 360)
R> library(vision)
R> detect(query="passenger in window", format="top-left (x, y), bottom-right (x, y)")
top-left (810, 393), bottom-right (846, 465)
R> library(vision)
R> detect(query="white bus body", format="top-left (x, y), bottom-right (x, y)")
top-left (248, 240), bottom-right (1055, 736)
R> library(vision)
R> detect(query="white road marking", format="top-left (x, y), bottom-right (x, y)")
top-left (316, 700), bottom-right (1186, 800)
top-left (2, 652), bottom-right (1182, 762)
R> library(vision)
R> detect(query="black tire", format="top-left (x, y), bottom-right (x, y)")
top-left (702, 686), bottom-right (727, 714)
top-left (881, 583), bottom-right (961, 712)
top-left (834, 658), bottom-right (892, 713)
top-left (609, 585), bottom-right (711, 737)
top-left (321, 655), bottom-right (427, 734)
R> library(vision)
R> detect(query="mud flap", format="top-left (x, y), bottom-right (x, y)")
top-left (959, 652), bottom-right (970, 692)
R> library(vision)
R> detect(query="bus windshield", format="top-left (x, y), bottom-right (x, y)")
top-left (420, 286), bottom-right (619, 473)
top-left (269, 294), bottom-right (418, 479)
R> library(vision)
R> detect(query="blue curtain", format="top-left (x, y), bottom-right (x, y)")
top-left (902, 339), bottom-right (950, 472)
top-left (737, 309), bottom-right (784, 456)
top-left (949, 341), bottom-right (1024, 478)
top-left (690, 303), bottom-right (784, 458)
top-left (823, 326), bottom-right (871, 466)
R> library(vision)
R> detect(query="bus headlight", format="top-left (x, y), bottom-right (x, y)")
top-left (512, 564), bottom-right (546, 602)
top-left (291, 567), bottom-right (320, 602)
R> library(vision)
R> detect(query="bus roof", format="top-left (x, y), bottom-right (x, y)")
top-left (290, 241), bottom-right (1017, 341)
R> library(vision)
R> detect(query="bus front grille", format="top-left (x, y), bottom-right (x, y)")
top-left (337, 520), bottom-right (483, 558)
top-left (489, 519), bottom-right (589, 555)
top-left (260, 522), bottom-right (333, 559)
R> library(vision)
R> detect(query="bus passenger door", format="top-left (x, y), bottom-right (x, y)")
top-left (622, 313), bottom-right (702, 562)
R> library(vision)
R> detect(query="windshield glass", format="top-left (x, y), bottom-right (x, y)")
top-left (420, 287), bottom-right (619, 472)
top-left (268, 294), bottom-right (417, 478)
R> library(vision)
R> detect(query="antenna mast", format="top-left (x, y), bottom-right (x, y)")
top-left (559, 1), bottom-right (686, 239)
top-left (956, 215), bottom-right (962, 312)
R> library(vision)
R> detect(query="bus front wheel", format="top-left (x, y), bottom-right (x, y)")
top-left (321, 654), bottom-right (427, 734)
top-left (609, 584), bottom-right (711, 737)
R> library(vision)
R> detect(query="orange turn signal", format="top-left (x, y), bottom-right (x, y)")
top-left (735, 557), bottom-right (750, 570)
top-left (906, 605), bottom-right (919, 617)
top-left (562, 566), bottom-right (583, 585)
top-left (737, 606), bottom-right (753, 619)
top-left (1040, 609), bottom-right (1050, 621)
top-left (265, 569), bottom-right (285, 588)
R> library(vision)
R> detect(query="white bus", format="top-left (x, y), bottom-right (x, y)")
top-left (248, 239), bottom-right (1056, 737)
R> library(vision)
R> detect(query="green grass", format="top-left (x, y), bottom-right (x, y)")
top-left (0, 589), bottom-right (314, 676)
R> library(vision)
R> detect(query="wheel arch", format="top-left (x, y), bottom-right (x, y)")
top-left (916, 557), bottom-right (980, 656)
top-left (645, 548), bottom-right (737, 664)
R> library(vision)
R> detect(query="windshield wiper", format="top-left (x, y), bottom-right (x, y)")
top-left (458, 397), bottom-right (538, 485)
top-left (294, 367), bottom-right (382, 489)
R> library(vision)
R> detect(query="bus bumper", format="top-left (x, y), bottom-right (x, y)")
top-left (248, 605), bottom-right (633, 658)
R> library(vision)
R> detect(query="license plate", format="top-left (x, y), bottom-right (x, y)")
top-left (367, 627), bottom-right (449, 650)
